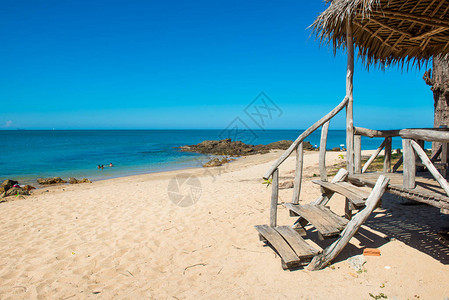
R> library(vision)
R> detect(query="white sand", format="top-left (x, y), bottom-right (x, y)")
top-left (0, 150), bottom-right (448, 299)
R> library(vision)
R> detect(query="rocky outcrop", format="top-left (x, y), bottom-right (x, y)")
top-left (2, 179), bottom-right (18, 190)
top-left (37, 177), bottom-right (67, 185)
top-left (203, 158), bottom-right (223, 168)
top-left (6, 187), bottom-right (29, 196)
top-left (23, 185), bottom-right (36, 192)
top-left (180, 139), bottom-right (313, 156)
top-left (69, 177), bottom-right (92, 184)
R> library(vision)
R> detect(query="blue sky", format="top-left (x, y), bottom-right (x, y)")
top-left (0, 0), bottom-right (434, 130)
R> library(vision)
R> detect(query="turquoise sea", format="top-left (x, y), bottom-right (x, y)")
top-left (0, 129), bottom-right (411, 184)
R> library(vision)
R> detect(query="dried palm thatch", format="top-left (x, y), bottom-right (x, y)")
top-left (312, 0), bottom-right (449, 68)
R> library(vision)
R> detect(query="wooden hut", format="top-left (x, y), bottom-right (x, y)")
top-left (255, 0), bottom-right (449, 270)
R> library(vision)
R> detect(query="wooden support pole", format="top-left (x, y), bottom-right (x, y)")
top-left (362, 139), bottom-right (386, 173)
top-left (384, 137), bottom-right (392, 173)
top-left (319, 121), bottom-right (330, 182)
top-left (403, 139), bottom-right (416, 189)
top-left (354, 135), bottom-right (362, 174)
top-left (270, 168), bottom-right (279, 227)
top-left (346, 19), bottom-right (355, 174)
top-left (291, 143), bottom-right (304, 205)
top-left (392, 155), bottom-right (403, 172)
top-left (308, 175), bottom-right (390, 271)
top-left (411, 140), bottom-right (449, 198)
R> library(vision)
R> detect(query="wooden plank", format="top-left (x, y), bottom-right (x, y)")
top-left (285, 203), bottom-right (341, 237)
top-left (320, 121), bottom-right (330, 182)
top-left (411, 140), bottom-right (449, 198)
top-left (362, 139), bottom-right (386, 173)
top-left (313, 180), bottom-right (365, 206)
top-left (336, 182), bottom-right (371, 198)
top-left (442, 141), bottom-right (448, 178)
top-left (263, 96), bottom-right (349, 180)
top-left (270, 168), bottom-right (279, 227)
top-left (354, 135), bottom-right (362, 173)
top-left (308, 175), bottom-right (390, 271)
top-left (255, 225), bottom-right (300, 268)
top-left (346, 19), bottom-right (354, 175)
top-left (274, 226), bottom-right (319, 261)
top-left (292, 143), bottom-right (303, 205)
top-left (314, 205), bottom-right (349, 229)
top-left (403, 139), bottom-right (416, 189)
top-left (384, 137), bottom-right (392, 173)
top-left (312, 169), bottom-right (349, 206)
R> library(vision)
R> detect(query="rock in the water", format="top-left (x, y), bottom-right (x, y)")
top-left (331, 147), bottom-right (341, 151)
top-left (279, 180), bottom-right (294, 189)
top-left (1, 179), bottom-right (18, 190)
top-left (179, 139), bottom-right (311, 156)
top-left (69, 177), bottom-right (92, 184)
top-left (203, 158), bottom-right (222, 167)
top-left (37, 177), bottom-right (67, 185)
top-left (22, 185), bottom-right (36, 192)
top-left (5, 187), bottom-right (29, 196)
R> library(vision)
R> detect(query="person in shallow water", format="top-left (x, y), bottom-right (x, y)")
top-left (97, 165), bottom-right (101, 169)
top-left (109, 163), bottom-right (113, 167)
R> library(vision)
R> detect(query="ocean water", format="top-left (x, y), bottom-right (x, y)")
top-left (0, 129), bottom-right (415, 184)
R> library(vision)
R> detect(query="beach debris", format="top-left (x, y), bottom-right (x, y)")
top-left (203, 158), bottom-right (222, 168)
top-left (68, 177), bottom-right (92, 184)
top-left (183, 263), bottom-right (207, 275)
top-left (363, 248), bottom-right (381, 256)
top-left (279, 180), bottom-right (294, 189)
top-left (180, 138), bottom-right (313, 156)
top-left (347, 255), bottom-right (366, 272)
top-left (37, 177), bottom-right (67, 185)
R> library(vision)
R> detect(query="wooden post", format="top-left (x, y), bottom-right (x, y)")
top-left (346, 19), bottom-right (355, 174)
top-left (319, 121), bottom-right (330, 182)
top-left (291, 143), bottom-right (303, 205)
top-left (403, 139), bottom-right (416, 189)
top-left (354, 135), bottom-right (362, 173)
top-left (384, 137), bottom-right (392, 173)
top-left (270, 168), bottom-right (279, 227)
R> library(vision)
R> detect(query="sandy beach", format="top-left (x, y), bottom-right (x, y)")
top-left (1, 150), bottom-right (448, 299)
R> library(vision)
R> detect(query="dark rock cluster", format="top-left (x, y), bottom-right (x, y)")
top-left (1, 179), bottom-right (35, 198)
top-left (180, 139), bottom-right (313, 156)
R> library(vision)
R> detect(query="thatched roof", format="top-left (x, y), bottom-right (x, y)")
top-left (312, 0), bottom-right (449, 67)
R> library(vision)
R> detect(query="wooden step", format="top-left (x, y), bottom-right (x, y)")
top-left (255, 225), bottom-right (319, 269)
top-left (284, 203), bottom-right (348, 238)
top-left (313, 180), bottom-right (367, 207)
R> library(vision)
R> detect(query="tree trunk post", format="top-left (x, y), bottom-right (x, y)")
top-left (346, 19), bottom-right (355, 174)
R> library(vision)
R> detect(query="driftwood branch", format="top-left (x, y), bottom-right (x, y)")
top-left (354, 127), bottom-right (400, 138)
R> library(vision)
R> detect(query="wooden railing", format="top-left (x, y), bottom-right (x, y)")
top-left (264, 96), bottom-right (349, 227)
